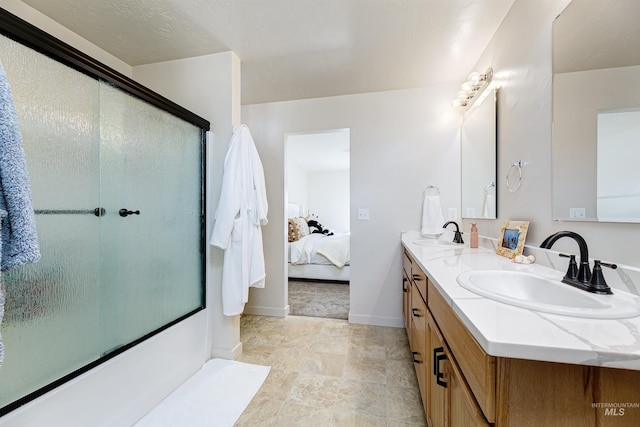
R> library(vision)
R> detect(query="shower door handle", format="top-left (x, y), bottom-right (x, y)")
top-left (119, 209), bottom-right (140, 217)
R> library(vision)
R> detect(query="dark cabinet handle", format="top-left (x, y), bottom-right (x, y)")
top-left (412, 308), bottom-right (420, 318)
top-left (119, 209), bottom-right (140, 217)
top-left (412, 351), bottom-right (422, 364)
top-left (403, 278), bottom-right (408, 292)
top-left (433, 346), bottom-right (447, 388)
top-left (413, 274), bottom-right (422, 281)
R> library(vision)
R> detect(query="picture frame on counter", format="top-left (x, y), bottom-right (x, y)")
top-left (496, 220), bottom-right (529, 259)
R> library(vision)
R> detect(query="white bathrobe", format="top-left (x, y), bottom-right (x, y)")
top-left (210, 125), bottom-right (268, 316)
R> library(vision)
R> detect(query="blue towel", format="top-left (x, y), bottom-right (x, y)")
top-left (0, 61), bottom-right (40, 369)
top-left (0, 276), bottom-right (4, 369)
top-left (0, 210), bottom-right (5, 368)
top-left (0, 61), bottom-right (40, 271)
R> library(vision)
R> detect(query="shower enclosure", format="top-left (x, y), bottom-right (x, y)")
top-left (0, 11), bottom-right (208, 416)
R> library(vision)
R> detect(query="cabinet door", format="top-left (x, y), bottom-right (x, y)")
top-left (410, 284), bottom-right (428, 412)
top-left (403, 271), bottom-right (411, 332)
top-left (428, 281), bottom-right (496, 422)
top-left (448, 349), bottom-right (490, 427)
top-left (428, 315), bottom-right (448, 427)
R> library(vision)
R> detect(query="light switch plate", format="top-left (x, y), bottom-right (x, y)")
top-left (448, 208), bottom-right (457, 220)
top-left (357, 208), bottom-right (370, 220)
top-left (569, 208), bottom-right (586, 219)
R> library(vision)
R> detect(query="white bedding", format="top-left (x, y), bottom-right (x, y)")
top-left (289, 233), bottom-right (350, 268)
top-left (288, 263), bottom-right (350, 281)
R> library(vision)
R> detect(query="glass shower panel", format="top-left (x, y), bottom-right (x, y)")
top-left (98, 82), bottom-right (202, 354)
top-left (0, 35), bottom-right (101, 407)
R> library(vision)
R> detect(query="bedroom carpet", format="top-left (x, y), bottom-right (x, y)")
top-left (288, 280), bottom-right (349, 320)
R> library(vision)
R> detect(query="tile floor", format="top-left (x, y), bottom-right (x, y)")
top-left (236, 314), bottom-right (427, 426)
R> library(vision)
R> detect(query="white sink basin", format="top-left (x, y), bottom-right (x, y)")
top-left (456, 270), bottom-right (640, 319)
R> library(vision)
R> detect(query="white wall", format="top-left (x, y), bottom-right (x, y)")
top-left (286, 162), bottom-right (308, 215)
top-left (308, 170), bottom-right (350, 233)
top-left (133, 51), bottom-right (242, 360)
top-left (243, 85), bottom-right (461, 326)
top-left (0, 3), bottom-right (238, 426)
top-left (462, 0), bottom-right (640, 268)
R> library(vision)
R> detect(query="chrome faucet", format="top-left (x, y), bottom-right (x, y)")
top-left (442, 221), bottom-right (464, 244)
top-left (540, 231), bottom-right (616, 294)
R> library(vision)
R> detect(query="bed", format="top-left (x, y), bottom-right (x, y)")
top-left (287, 216), bottom-right (350, 282)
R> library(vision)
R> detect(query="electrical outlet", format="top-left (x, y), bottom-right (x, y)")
top-left (466, 207), bottom-right (476, 218)
top-left (448, 208), bottom-right (457, 220)
top-left (569, 208), bottom-right (586, 219)
top-left (357, 208), bottom-right (370, 220)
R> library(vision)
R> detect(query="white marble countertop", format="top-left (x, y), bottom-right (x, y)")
top-left (401, 231), bottom-right (640, 371)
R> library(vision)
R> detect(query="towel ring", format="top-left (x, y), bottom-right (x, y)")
top-left (424, 184), bottom-right (440, 195)
top-left (506, 161), bottom-right (522, 192)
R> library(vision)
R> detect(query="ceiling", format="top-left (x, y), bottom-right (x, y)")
top-left (287, 129), bottom-right (350, 172)
top-left (20, 0), bottom-right (515, 105)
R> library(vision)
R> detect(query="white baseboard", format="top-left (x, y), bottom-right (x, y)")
top-left (211, 341), bottom-right (243, 360)
top-left (243, 304), bottom-right (288, 318)
top-left (348, 313), bottom-right (404, 328)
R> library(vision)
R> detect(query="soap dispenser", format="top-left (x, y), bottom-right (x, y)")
top-left (470, 223), bottom-right (478, 248)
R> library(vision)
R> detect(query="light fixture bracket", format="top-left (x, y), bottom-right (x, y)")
top-left (452, 67), bottom-right (493, 110)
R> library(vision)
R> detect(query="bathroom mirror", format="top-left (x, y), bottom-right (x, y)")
top-left (552, 0), bottom-right (640, 223)
top-left (461, 88), bottom-right (497, 219)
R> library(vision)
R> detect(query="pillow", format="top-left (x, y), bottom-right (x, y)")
top-left (288, 219), bottom-right (299, 242)
top-left (288, 217), bottom-right (310, 242)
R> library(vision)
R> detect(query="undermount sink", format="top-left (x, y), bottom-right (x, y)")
top-left (456, 270), bottom-right (640, 319)
top-left (413, 239), bottom-right (458, 247)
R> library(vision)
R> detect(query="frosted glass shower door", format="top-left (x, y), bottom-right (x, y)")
top-left (0, 23), bottom-right (205, 414)
top-left (0, 36), bottom-right (101, 408)
top-left (98, 83), bottom-right (203, 353)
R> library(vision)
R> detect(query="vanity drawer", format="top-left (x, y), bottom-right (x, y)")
top-left (428, 280), bottom-right (496, 423)
top-left (404, 249), bottom-right (427, 300)
top-left (403, 249), bottom-right (412, 277)
top-left (411, 262), bottom-right (427, 301)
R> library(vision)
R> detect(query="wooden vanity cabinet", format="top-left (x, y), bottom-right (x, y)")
top-left (402, 249), bottom-right (640, 427)
top-left (404, 249), bottom-right (489, 426)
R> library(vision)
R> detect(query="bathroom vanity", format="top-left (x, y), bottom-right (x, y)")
top-left (401, 232), bottom-right (640, 426)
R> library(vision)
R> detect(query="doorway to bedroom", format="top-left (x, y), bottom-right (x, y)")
top-left (285, 129), bottom-right (350, 320)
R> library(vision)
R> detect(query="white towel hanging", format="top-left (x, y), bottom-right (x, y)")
top-left (421, 186), bottom-right (444, 237)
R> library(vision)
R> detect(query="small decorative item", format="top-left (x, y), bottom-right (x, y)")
top-left (513, 254), bottom-right (536, 264)
top-left (496, 220), bottom-right (529, 259)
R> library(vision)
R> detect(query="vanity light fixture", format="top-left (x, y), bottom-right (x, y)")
top-left (451, 67), bottom-right (493, 109)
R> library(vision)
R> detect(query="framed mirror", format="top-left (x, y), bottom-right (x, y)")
top-left (461, 88), bottom-right (497, 219)
top-left (552, 0), bottom-right (640, 223)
